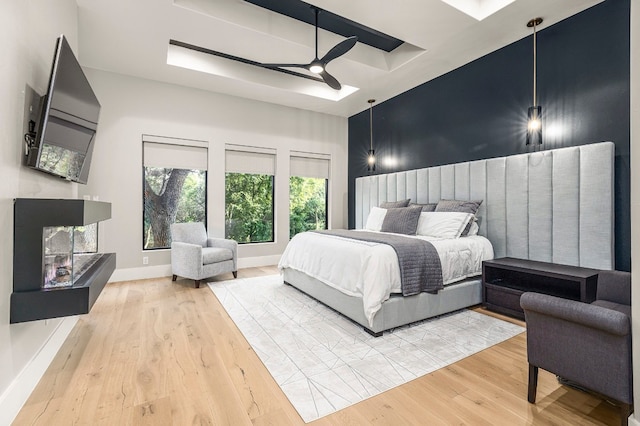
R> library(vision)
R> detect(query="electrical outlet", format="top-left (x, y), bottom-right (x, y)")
top-left (143, 256), bottom-right (148, 265)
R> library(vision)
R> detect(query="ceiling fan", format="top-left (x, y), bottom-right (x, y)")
top-left (263, 7), bottom-right (357, 90)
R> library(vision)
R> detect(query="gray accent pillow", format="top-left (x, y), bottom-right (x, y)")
top-left (380, 205), bottom-right (423, 235)
top-left (380, 199), bottom-right (411, 208)
top-left (409, 202), bottom-right (437, 212)
top-left (435, 200), bottom-right (483, 236)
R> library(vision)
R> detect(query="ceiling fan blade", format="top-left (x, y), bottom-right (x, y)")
top-left (262, 63), bottom-right (309, 69)
top-left (320, 36), bottom-right (358, 64)
top-left (320, 70), bottom-right (341, 90)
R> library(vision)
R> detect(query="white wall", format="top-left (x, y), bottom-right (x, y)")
top-left (630, 0), bottom-right (639, 424)
top-left (80, 69), bottom-right (349, 280)
top-left (0, 0), bottom-right (81, 423)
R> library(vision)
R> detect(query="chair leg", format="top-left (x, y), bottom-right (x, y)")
top-left (195, 280), bottom-right (201, 289)
top-left (620, 403), bottom-right (632, 426)
top-left (232, 271), bottom-right (238, 279)
top-left (172, 274), bottom-right (177, 281)
top-left (528, 364), bottom-right (538, 403)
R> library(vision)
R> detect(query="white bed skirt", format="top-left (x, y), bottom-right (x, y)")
top-left (282, 268), bottom-right (482, 335)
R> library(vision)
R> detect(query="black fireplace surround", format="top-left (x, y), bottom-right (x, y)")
top-left (11, 198), bottom-right (116, 323)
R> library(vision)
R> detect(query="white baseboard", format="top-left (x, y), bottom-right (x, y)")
top-left (237, 255), bottom-right (281, 269)
top-left (109, 264), bottom-right (172, 282)
top-left (629, 415), bottom-right (640, 426)
top-left (0, 316), bottom-right (78, 425)
top-left (109, 255), bottom-right (280, 282)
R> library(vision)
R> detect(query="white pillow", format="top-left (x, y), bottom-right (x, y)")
top-left (416, 212), bottom-right (473, 238)
top-left (365, 206), bottom-right (387, 231)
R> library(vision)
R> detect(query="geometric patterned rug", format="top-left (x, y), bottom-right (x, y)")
top-left (209, 274), bottom-right (524, 422)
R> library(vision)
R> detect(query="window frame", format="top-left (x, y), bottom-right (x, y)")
top-left (288, 152), bottom-right (331, 238)
top-left (224, 145), bottom-right (277, 245)
top-left (142, 136), bottom-right (209, 251)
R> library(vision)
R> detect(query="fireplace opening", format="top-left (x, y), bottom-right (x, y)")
top-left (43, 223), bottom-right (102, 288)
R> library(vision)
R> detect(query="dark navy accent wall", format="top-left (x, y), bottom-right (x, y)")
top-left (347, 0), bottom-right (630, 271)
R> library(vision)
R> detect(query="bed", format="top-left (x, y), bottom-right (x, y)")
top-left (279, 142), bottom-right (615, 336)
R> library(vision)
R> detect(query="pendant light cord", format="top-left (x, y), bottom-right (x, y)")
top-left (533, 21), bottom-right (537, 107)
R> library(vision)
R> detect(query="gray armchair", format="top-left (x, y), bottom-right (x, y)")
top-left (521, 270), bottom-right (632, 426)
top-left (170, 222), bottom-right (237, 288)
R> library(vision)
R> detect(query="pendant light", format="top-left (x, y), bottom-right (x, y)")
top-left (526, 17), bottom-right (543, 145)
top-left (367, 99), bottom-right (376, 172)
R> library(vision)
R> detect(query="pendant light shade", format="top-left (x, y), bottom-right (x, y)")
top-left (526, 17), bottom-right (543, 145)
top-left (527, 105), bottom-right (542, 144)
top-left (367, 99), bottom-right (376, 172)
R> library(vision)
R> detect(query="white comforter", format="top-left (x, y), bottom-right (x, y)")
top-left (278, 230), bottom-right (494, 325)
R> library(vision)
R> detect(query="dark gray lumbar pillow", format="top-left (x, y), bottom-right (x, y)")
top-left (435, 200), bottom-right (483, 236)
top-left (380, 205), bottom-right (423, 235)
top-left (380, 199), bottom-right (411, 208)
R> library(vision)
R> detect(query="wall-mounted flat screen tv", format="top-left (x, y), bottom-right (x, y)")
top-left (25, 35), bottom-right (101, 184)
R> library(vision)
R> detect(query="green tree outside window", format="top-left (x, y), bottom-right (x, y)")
top-left (289, 176), bottom-right (327, 238)
top-left (225, 173), bottom-right (274, 243)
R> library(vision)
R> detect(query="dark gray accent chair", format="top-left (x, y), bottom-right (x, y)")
top-left (520, 270), bottom-right (632, 426)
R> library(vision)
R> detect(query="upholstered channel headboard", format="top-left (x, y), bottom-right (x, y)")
top-left (355, 142), bottom-right (614, 270)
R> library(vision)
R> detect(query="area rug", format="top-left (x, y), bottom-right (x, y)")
top-left (209, 275), bottom-right (524, 422)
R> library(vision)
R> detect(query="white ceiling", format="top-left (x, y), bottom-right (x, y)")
top-left (76, 0), bottom-right (603, 117)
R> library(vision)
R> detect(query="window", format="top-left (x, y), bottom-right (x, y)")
top-left (143, 138), bottom-right (207, 250)
top-left (289, 154), bottom-right (330, 238)
top-left (225, 147), bottom-right (275, 243)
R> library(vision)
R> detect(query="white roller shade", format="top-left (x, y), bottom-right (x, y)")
top-left (290, 155), bottom-right (330, 179)
top-left (226, 148), bottom-right (275, 175)
top-left (143, 141), bottom-right (208, 170)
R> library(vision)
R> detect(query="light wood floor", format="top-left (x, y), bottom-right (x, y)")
top-left (14, 266), bottom-right (621, 425)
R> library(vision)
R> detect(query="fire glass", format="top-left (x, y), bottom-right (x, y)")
top-left (42, 223), bottom-right (99, 288)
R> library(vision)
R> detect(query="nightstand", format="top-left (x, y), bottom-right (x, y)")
top-left (482, 257), bottom-right (599, 320)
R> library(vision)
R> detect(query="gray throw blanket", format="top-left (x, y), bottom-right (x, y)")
top-left (311, 230), bottom-right (444, 295)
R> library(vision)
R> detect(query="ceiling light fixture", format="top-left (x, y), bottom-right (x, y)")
top-left (526, 17), bottom-right (543, 145)
top-left (368, 99), bottom-right (376, 172)
top-left (309, 61), bottom-right (324, 74)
